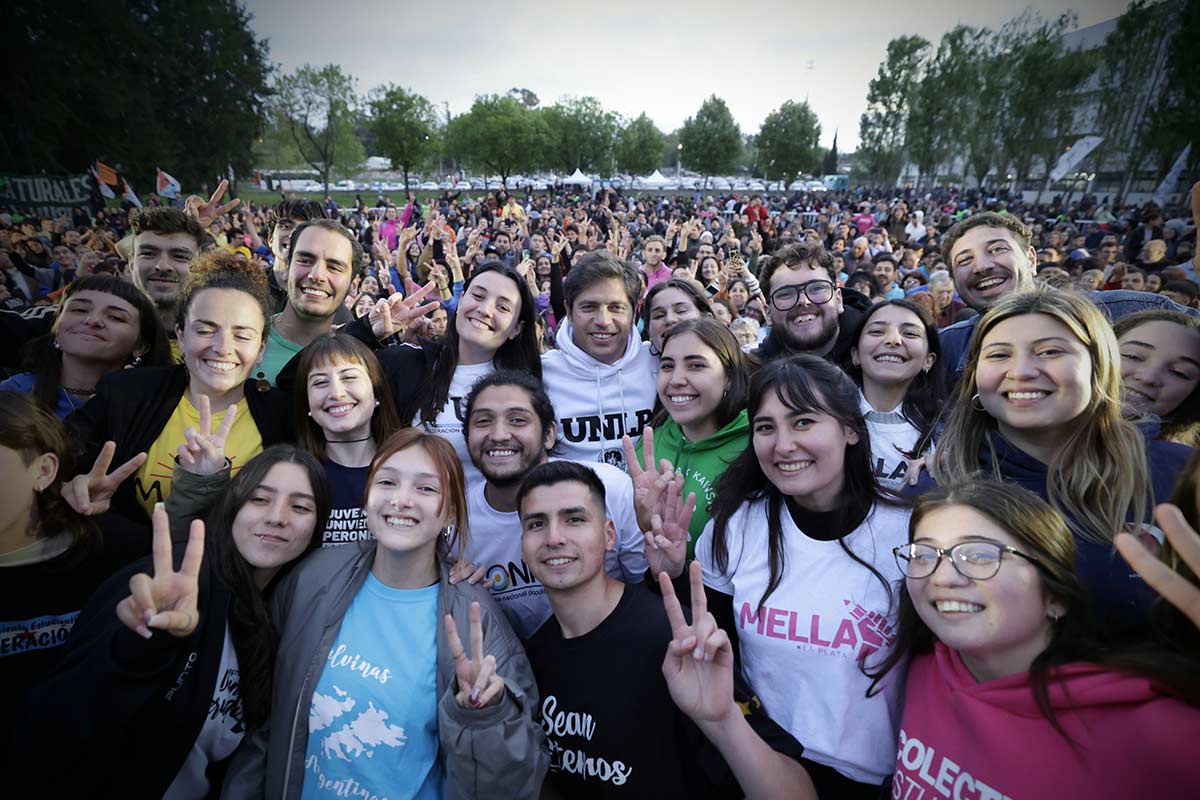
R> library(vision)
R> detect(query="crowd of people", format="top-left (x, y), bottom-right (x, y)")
top-left (2, 177), bottom-right (1200, 799)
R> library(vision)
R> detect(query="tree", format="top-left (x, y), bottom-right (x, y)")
top-left (368, 84), bottom-right (438, 191)
top-left (2, 0), bottom-right (271, 194)
top-left (906, 26), bottom-right (987, 187)
top-left (274, 65), bottom-right (365, 193)
top-left (446, 95), bottom-right (549, 187)
top-left (821, 131), bottom-right (839, 176)
top-left (614, 114), bottom-right (666, 176)
top-left (1143, 0), bottom-right (1199, 186)
top-left (857, 36), bottom-right (930, 185)
top-left (541, 96), bottom-right (618, 175)
top-left (679, 96), bottom-right (742, 183)
top-left (755, 100), bottom-right (822, 181)
top-left (507, 88), bottom-right (540, 109)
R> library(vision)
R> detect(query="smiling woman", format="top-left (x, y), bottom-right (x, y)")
top-left (64, 252), bottom-right (295, 528)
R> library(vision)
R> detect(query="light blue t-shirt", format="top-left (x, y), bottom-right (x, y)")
top-left (258, 315), bottom-right (304, 387)
top-left (301, 574), bottom-right (442, 800)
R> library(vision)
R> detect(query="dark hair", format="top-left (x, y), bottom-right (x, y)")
top-left (286, 218), bottom-right (366, 280)
top-left (464, 370), bottom-right (557, 436)
top-left (642, 278), bottom-right (714, 346)
top-left (845, 272), bottom-right (875, 297)
top-left (0, 391), bottom-right (95, 546)
top-left (563, 250), bottom-right (641, 311)
top-left (1161, 280), bottom-right (1198, 302)
top-left (760, 242), bottom-right (835, 298)
top-left (711, 296), bottom-right (736, 319)
top-left (205, 445), bottom-right (330, 729)
top-left (941, 212), bottom-right (1033, 265)
top-left (128, 207), bottom-right (207, 249)
top-left (267, 199), bottom-right (325, 240)
top-left (414, 261), bottom-right (542, 425)
top-left (865, 481), bottom-right (1200, 733)
top-left (654, 319), bottom-right (752, 433)
top-left (516, 460), bottom-right (607, 519)
top-left (24, 275), bottom-right (170, 413)
top-left (175, 250), bottom-right (273, 336)
top-left (709, 354), bottom-right (900, 610)
top-left (1112, 309), bottom-right (1200, 447)
top-left (848, 298), bottom-right (949, 457)
top-left (293, 334), bottom-right (403, 460)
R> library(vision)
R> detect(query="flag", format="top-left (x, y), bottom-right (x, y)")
top-left (95, 160), bottom-right (118, 187)
top-left (122, 178), bottom-right (143, 208)
top-left (156, 168), bottom-right (181, 198)
top-left (90, 165), bottom-right (116, 199)
top-left (1049, 136), bottom-right (1103, 182)
top-left (1152, 144), bottom-right (1192, 208)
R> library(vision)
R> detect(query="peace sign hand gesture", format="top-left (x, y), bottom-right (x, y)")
top-left (116, 503), bottom-right (205, 639)
top-left (647, 475), bottom-right (695, 580)
top-left (622, 428), bottom-right (674, 532)
top-left (444, 601), bottom-right (507, 708)
top-left (177, 395), bottom-right (236, 476)
top-left (659, 561), bottom-right (736, 724)
top-left (369, 278), bottom-right (441, 340)
top-left (185, 179), bottom-right (241, 228)
top-left (62, 441), bottom-right (148, 516)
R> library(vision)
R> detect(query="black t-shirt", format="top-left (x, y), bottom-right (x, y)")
top-left (526, 583), bottom-right (738, 800)
top-left (321, 459), bottom-right (371, 546)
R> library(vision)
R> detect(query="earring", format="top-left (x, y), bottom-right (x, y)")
top-left (970, 393), bottom-right (985, 411)
top-left (1048, 611), bottom-right (1061, 622)
top-left (131, 355), bottom-right (143, 367)
top-left (255, 371), bottom-right (270, 393)
top-left (442, 523), bottom-right (456, 542)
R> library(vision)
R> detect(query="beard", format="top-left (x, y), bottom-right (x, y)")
top-left (774, 309), bottom-right (840, 356)
top-left (472, 444), bottom-right (547, 487)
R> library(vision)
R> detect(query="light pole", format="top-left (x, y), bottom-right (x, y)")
top-left (676, 143), bottom-right (683, 182)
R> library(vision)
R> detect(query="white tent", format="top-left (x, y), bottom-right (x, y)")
top-left (562, 168), bottom-right (593, 186)
top-left (639, 169), bottom-right (673, 188)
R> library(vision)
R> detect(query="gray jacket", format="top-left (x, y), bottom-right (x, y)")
top-left (219, 539), bottom-right (549, 800)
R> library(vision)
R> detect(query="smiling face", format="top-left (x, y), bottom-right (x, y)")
top-left (657, 331), bottom-right (728, 439)
top-left (177, 288), bottom-right (267, 397)
top-left (55, 289), bottom-right (145, 365)
top-left (1118, 320), bottom-right (1200, 418)
top-left (767, 263), bottom-right (843, 356)
top-left (520, 480), bottom-right (614, 593)
top-left (648, 287), bottom-right (703, 352)
top-left (467, 384), bottom-right (555, 487)
top-left (752, 388), bottom-right (857, 510)
top-left (907, 504), bottom-right (1063, 681)
top-left (366, 445), bottom-right (450, 558)
top-left (853, 305), bottom-right (934, 389)
top-left (975, 314), bottom-right (1092, 455)
top-left (287, 226), bottom-right (355, 322)
top-left (131, 231), bottom-right (199, 308)
top-left (568, 277), bottom-right (633, 364)
top-left (728, 282), bottom-right (749, 309)
top-left (644, 240), bottom-right (665, 267)
top-left (456, 270), bottom-right (524, 360)
top-left (949, 226), bottom-right (1035, 311)
top-left (306, 358), bottom-right (377, 440)
top-left (231, 462), bottom-right (319, 580)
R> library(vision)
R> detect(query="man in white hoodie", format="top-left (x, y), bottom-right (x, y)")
top-left (541, 250), bottom-right (658, 470)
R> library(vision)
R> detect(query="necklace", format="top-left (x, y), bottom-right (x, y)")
top-left (325, 434), bottom-right (373, 443)
top-left (62, 385), bottom-right (95, 396)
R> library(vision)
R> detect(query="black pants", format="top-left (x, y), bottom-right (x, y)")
top-left (800, 758), bottom-right (888, 800)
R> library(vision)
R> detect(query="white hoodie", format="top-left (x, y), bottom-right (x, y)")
top-left (541, 318), bottom-right (658, 470)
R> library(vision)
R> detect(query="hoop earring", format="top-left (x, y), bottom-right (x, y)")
top-left (971, 393), bottom-right (985, 411)
top-left (130, 355), bottom-right (143, 367)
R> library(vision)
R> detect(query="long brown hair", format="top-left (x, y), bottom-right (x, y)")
top-left (1113, 309), bottom-right (1200, 448)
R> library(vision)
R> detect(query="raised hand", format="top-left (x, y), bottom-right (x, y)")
top-left (177, 394), bottom-right (236, 475)
top-left (444, 601), bottom-right (506, 708)
top-left (448, 558), bottom-right (487, 586)
top-left (660, 561), bottom-right (735, 723)
top-left (62, 442), bottom-right (148, 516)
top-left (647, 475), bottom-right (695, 580)
top-left (116, 503), bottom-right (205, 639)
top-left (185, 179), bottom-right (241, 228)
top-left (369, 278), bottom-right (441, 340)
top-left (1116, 504), bottom-right (1200, 629)
top-left (622, 428), bottom-right (674, 533)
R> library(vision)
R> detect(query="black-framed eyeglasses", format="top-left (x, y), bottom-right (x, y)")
top-left (769, 280), bottom-right (835, 311)
top-left (893, 541), bottom-right (1042, 581)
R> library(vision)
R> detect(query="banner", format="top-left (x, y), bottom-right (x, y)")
top-left (123, 178), bottom-right (143, 209)
top-left (1152, 144), bottom-right (1191, 208)
top-left (1049, 136), bottom-right (1104, 182)
top-left (0, 173), bottom-right (91, 217)
top-left (156, 168), bottom-right (181, 198)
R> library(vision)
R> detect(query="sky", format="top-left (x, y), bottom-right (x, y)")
top-left (243, 0), bottom-right (1129, 152)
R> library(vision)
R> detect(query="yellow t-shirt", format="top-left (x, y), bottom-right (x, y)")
top-left (134, 394), bottom-right (263, 516)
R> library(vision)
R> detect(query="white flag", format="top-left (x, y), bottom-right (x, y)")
top-left (1049, 136), bottom-right (1104, 182)
top-left (122, 178), bottom-right (143, 208)
top-left (156, 168), bottom-right (182, 199)
top-left (1152, 144), bottom-right (1192, 208)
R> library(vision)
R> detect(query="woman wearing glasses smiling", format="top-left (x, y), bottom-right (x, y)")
top-left (865, 480), bottom-right (1200, 799)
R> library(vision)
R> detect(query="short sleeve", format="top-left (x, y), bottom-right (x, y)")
top-left (694, 518), bottom-right (734, 594)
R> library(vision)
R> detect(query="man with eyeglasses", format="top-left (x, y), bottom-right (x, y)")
top-left (752, 242), bottom-right (870, 365)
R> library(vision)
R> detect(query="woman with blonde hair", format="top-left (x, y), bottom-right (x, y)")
top-left (918, 287), bottom-right (1192, 624)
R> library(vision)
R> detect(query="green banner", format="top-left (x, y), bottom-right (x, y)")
top-left (0, 173), bottom-right (91, 217)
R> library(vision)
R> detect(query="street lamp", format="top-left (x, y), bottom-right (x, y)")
top-left (676, 143), bottom-right (683, 182)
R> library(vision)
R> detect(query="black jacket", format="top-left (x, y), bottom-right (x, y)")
top-left (65, 365), bottom-right (293, 525)
top-left (377, 338), bottom-right (444, 423)
top-left (12, 545), bottom-right (235, 798)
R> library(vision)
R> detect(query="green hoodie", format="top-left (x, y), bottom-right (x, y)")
top-left (635, 409), bottom-right (750, 561)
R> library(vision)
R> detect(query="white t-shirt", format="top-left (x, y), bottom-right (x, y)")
top-left (859, 391), bottom-right (929, 490)
top-left (413, 361), bottom-right (493, 493)
top-left (464, 459), bottom-right (648, 639)
top-left (695, 500), bottom-right (910, 785)
top-left (164, 626), bottom-right (244, 799)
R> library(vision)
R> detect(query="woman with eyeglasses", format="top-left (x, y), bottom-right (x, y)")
top-left (867, 481), bottom-right (1200, 799)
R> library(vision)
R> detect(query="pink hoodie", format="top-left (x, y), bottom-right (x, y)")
top-left (892, 642), bottom-right (1200, 800)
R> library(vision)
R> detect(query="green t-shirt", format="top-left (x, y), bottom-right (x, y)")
top-left (259, 318), bottom-right (304, 387)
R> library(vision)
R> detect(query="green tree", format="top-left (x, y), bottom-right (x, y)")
top-left (857, 35), bottom-right (930, 185)
top-left (755, 100), bottom-right (822, 181)
top-left (906, 26), bottom-right (987, 187)
top-left (446, 95), bottom-right (549, 187)
top-left (1144, 0), bottom-right (1199, 185)
top-left (961, 40), bottom-right (1008, 188)
top-left (2, 0), bottom-right (272, 195)
top-left (679, 96), bottom-right (742, 183)
top-left (541, 96), bottom-right (618, 174)
top-left (367, 84), bottom-right (438, 191)
top-left (614, 114), bottom-right (666, 176)
top-left (274, 64), bottom-right (365, 193)
top-left (821, 131), bottom-right (839, 176)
